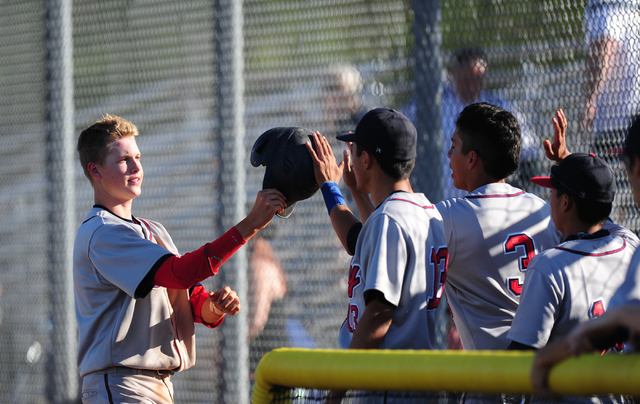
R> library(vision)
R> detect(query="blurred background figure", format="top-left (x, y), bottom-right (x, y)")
top-left (248, 235), bottom-right (287, 342)
top-left (404, 47), bottom-right (536, 199)
top-left (583, 0), bottom-right (640, 153)
top-left (324, 63), bottom-right (365, 136)
top-left (248, 234), bottom-right (316, 380)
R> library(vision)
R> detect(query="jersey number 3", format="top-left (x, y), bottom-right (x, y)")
top-left (427, 246), bottom-right (449, 310)
top-left (503, 233), bottom-right (535, 296)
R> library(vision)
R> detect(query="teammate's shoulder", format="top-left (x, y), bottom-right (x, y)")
top-left (466, 182), bottom-right (533, 199)
top-left (383, 192), bottom-right (436, 210)
top-left (603, 220), bottom-right (640, 249)
top-left (526, 247), bottom-right (565, 275)
top-left (378, 192), bottom-right (440, 221)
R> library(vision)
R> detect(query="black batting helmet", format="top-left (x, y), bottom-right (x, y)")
top-left (250, 127), bottom-right (319, 218)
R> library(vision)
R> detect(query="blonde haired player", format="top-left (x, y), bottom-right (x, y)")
top-left (74, 115), bottom-right (285, 403)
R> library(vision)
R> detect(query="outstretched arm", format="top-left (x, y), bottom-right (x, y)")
top-left (147, 189), bottom-right (285, 295)
top-left (543, 109), bottom-right (571, 164)
top-left (235, 189), bottom-right (287, 240)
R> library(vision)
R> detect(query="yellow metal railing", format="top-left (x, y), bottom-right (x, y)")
top-left (252, 348), bottom-right (640, 404)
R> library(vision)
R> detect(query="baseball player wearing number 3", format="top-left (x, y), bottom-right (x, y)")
top-left (435, 103), bottom-right (567, 351)
top-left (438, 104), bottom-right (637, 352)
top-left (74, 115), bottom-right (285, 403)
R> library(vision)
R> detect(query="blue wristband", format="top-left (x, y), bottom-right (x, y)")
top-left (321, 181), bottom-right (347, 215)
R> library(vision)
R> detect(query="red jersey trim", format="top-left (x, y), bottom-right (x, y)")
top-left (553, 239), bottom-right (627, 257)
top-left (388, 198), bottom-right (435, 209)
top-left (465, 190), bottom-right (526, 199)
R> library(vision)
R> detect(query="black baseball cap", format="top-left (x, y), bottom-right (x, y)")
top-left (531, 153), bottom-right (615, 203)
top-left (336, 108), bottom-right (417, 160)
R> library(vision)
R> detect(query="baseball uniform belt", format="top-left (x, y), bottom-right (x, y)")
top-left (97, 366), bottom-right (174, 379)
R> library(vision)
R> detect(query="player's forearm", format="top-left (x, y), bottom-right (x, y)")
top-left (348, 300), bottom-right (394, 350)
top-left (531, 338), bottom-right (573, 397)
top-left (330, 205), bottom-right (361, 254)
top-left (154, 227), bottom-right (245, 289)
top-left (320, 181), bottom-right (362, 254)
top-left (190, 284), bottom-right (225, 328)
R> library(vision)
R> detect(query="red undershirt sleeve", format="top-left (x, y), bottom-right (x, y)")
top-left (190, 284), bottom-right (224, 328)
top-left (154, 227), bottom-right (246, 290)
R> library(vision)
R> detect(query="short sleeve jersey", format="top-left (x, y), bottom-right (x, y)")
top-left (436, 183), bottom-right (562, 350)
top-left (338, 192), bottom-right (448, 350)
top-left (73, 207), bottom-right (195, 377)
top-left (609, 247), bottom-right (640, 309)
top-left (508, 232), bottom-right (636, 348)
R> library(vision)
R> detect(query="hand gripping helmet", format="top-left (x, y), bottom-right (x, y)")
top-left (250, 127), bottom-right (319, 218)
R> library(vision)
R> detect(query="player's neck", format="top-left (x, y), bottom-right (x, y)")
top-left (94, 195), bottom-right (134, 220)
top-left (370, 177), bottom-right (413, 207)
top-left (461, 157), bottom-right (505, 192)
top-left (562, 220), bottom-right (603, 239)
top-left (466, 174), bottom-right (505, 193)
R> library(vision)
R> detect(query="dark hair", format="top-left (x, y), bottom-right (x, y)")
top-left (355, 143), bottom-right (415, 180)
top-left (556, 189), bottom-right (612, 226)
top-left (450, 47), bottom-right (488, 71)
top-left (623, 115), bottom-right (640, 170)
top-left (455, 102), bottom-right (521, 180)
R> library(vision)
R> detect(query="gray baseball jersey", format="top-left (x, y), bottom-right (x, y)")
top-left (74, 207), bottom-right (197, 377)
top-left (507, 231), bottom-right (636, 348)
top-left (609, 246), bottom-right (640, 309)
top-left (339, 192), bottom-right (448, 350)
top-left (436, 183), bottom-right (562, 350)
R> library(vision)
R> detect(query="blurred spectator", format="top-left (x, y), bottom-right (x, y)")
top-left (404, 47), bottom-right (536, 199)
top-left (583, 0), bottom-right (640, 153)
top-left (248, 236), bottom-right (287, 341)
top-left (248, 235), bottom-right (316, 380)
top-left (324, 63), bottom-right (365, 136)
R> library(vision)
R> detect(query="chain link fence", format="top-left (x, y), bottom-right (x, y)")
top-left (0, 0), bottom-right (639, 403)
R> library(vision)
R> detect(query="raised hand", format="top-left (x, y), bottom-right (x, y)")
top-left (543, 109), bottom-right (571, 163)
top-left (306, 131), bottom-right (344, 185)
top-left (342, 146), bottom-right (357, 191)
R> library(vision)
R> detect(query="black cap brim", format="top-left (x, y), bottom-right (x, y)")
top-left (336, 132), bottom-right (356, 142)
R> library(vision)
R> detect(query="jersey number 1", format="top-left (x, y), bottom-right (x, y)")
top-left (427, 246), bottom-right (449, 310)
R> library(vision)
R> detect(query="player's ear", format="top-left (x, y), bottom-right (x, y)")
top-left (632, 156), bottom-right (640, 180)
top-left (561, 193), bottom-right (572, 212)
top-left (362, 150), bottom-right (373, 170)
top-left (467, 150), bottom-right (479, 169)
top-left (88, 162), bottom-right (102, 180)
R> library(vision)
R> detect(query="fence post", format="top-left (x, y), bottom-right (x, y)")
top-left (45, 0), bottom-right (77, 402)
top-left (411, 0), bottom-right (443, 203)
top-left (215, 0), bottom-right (249, 403)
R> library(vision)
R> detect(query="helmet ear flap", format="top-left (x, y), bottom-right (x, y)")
top-left (250, 129), bottom-right (276, 167)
